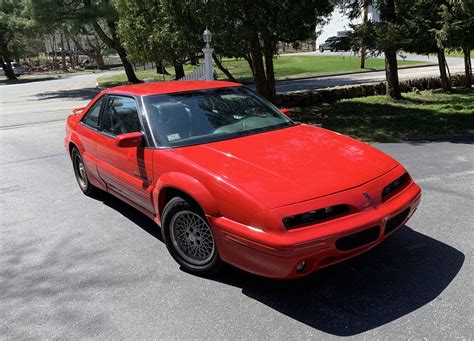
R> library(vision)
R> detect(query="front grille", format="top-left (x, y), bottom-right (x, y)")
top-left (382, 173), bottom-right (410, 202)
top-left (335, 226), bottom-right (380, 251)
top-left (384, 208), bottom-right (410, 235)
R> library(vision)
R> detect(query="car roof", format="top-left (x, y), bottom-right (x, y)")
top-left (103, 80), bottom-right (242, 96)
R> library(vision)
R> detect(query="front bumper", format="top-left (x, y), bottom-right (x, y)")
top-left (210, 168), bottom-right (421, 279)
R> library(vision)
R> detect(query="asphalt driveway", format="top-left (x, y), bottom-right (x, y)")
top-left (1, 75), bottom-right (473, 338)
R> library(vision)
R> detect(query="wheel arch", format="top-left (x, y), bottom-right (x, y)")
top-left (154, 172), bottom-right (220, 225)
top-left (68, 132), bottom-right (85, 156)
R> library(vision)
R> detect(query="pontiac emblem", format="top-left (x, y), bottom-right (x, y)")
top-left (363, 192), bottom-right (376, 208)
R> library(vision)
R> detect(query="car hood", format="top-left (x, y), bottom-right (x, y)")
top-left (174, 125), bottom-right (399, 208)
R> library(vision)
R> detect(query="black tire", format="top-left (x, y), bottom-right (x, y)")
top-left (161, 196), bottom-right (223, 275)
top-left (71, 147), bottom-right (96, 196)
top-left (319, 46), bottom-right (324, 53)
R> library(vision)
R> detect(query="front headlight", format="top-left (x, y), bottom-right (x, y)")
top-left (382, 173), bottom-right (410, 202)
top-left (283, 204), bottom-right (352, 230)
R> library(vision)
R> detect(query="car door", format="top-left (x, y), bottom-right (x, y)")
top-left (96, 94), bottom-right (155, 214)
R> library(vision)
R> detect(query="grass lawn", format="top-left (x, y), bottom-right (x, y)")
top-left (97, 55), bottom-right (425, 87)
top-left (444, 50), bottom-right (474, 58)
top-left (289, 89), bottom-right (474, 142)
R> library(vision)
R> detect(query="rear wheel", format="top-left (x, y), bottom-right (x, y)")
top-left (71, 147), bottom-right (96, 196)
top-left (319, 46), bottom-right (324, 53)
top-left (162, 197), bottom-right (223, 275)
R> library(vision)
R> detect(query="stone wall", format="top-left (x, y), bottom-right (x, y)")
top-left (276, 74), bottom-right (471, 107)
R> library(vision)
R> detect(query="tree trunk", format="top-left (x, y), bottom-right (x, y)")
top-left (51, 35), bottom-right (57, 71)
top-left (94, 53), bottom-right (106, 70)
top-left (65, 33), bottom-right (74, 68)
top-left (71, 35), bottom-right (106, 70)
top-left (249, 34), bottom-right (274, 101)
top-left (437, 48), bottom-right (451, 91)
top-left (243, 54), bottom-right (254, 76)
top-left (264, 47), bottom-right (276, 102)
top-left (212, 53), bottom-right (236, 82)
top-left (156, 60), bottom-right (170, 75)
top-left (0, 58), bottom-right (17, 80)
top-left (174, 64), bottom-right (185, 79)
top-left (384, 50), bottom-right (401, 100)
top-left (60, 32), bottom-right (67, 71)
top-left (463, 46), bottom-right (472, 88)
top-left (91, 19), bottom-right (140, 83)
top-left (117, 46), bottom-right (141, 83)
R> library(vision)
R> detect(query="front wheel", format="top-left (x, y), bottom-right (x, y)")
top-left (319, 46), bottom-right (324, 53)
top-left (161, 197), bottom-right (223, 275)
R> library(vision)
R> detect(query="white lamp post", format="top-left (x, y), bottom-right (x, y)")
top-left (202, 27), bottom-right (214, 80)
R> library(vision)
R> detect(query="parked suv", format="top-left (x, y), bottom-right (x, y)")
top-left (0, 62), bottom-right (25, 76)
top-left (319, 36), bottom-right (351, 52)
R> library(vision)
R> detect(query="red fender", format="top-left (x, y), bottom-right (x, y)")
top-left (153, 172), bottom-right (220, 225)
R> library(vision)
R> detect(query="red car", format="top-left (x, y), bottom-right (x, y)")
top-left (65, 81), bottom-right (421, 279)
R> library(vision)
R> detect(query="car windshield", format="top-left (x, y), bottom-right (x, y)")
top-left (143, 86), bottom-right (295, 147)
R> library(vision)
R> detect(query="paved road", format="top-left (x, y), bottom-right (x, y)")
top-left (0, 71), bottom-right (121, 129)
top-left (1, 76), bottom-right (473, 339)
top-left (276, 52), bottom-right (469, 92)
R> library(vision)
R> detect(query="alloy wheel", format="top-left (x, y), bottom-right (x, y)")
top-left (169, 210), bottom-right (216, 266)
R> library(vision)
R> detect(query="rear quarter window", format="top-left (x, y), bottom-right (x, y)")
top-left (81, 96), bottom-right (104, 129)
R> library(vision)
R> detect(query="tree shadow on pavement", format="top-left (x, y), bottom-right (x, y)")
top-left (403, 134), bottom-right (474, 145)
top-left (86, 191), bottom-right (464, 336)
top-left (0, 233), bottom-right (140, 339)
top-left (36, 88), bottom-right (100, 101)
top-left (0, 77), bottom-right (58, 85)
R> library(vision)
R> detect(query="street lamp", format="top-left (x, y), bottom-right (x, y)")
top-left (202, 27), bottom-right (214, 80)
top-left (203, 27), bottom-right (212, 48)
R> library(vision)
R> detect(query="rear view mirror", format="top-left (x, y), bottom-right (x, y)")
top-left (114, 132), bottom-right (143, 148)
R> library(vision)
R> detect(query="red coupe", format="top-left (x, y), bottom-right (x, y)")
top-left (65, 81), bottom-right (421, 279)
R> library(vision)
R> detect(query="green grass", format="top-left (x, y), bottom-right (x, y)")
top-left (444, 50), bottom-right (474, 58)
top-left (97, 69), bottom-right (176, 87)
top-left (289, 89), bottom-right (474, 142)
top-left (97, 55), bottom-right (425, 87)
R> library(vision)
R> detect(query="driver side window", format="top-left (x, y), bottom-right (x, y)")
top-left (101, 96), bottom-right (141, 136)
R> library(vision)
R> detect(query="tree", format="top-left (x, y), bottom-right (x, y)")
top-left (30, 0), bottom-right (140, 83)
top-left (344, 0), bottom-right (410, 99)
top-left (69, 27), bottom-right (107, 70)
top-left (116, 0), bottom-right (200, 80)
top-left (166, 0), bottom-right (334, 102)
top-left (403, 0), bottom-right (452, 91)
top-left (437, 0), bottom-right (474, 88)
top-left (0, 0), bottom-right (33, 80)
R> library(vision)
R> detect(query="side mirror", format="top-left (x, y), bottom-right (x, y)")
top-left (280, 108), bottom-right (291, 118)
top-left (114, 132), bottom-right (143, 148)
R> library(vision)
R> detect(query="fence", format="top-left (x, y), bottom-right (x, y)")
top-left (179, 64), bottom-right (206, 81)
